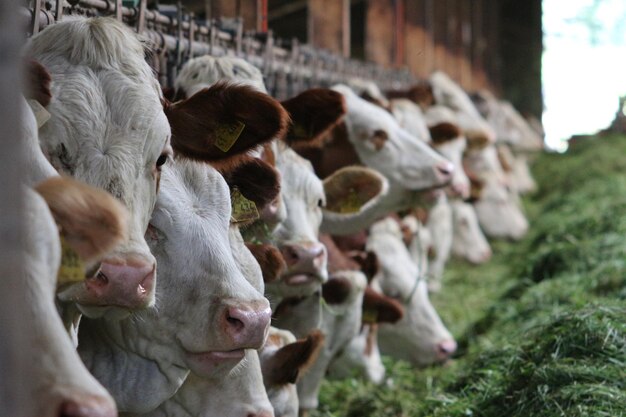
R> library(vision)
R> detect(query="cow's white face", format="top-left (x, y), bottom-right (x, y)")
top-left (27, 18), bottom-right (172, 316)
top-left (451, 200), bottom-right (492, 264)
top-left (146, 160), bottom-right (271, 372)
top-left (267, 145), bottom-right (329, 302)
top-left (333, 84), bottom-right (453, 192)
top-left (367, 218), bottom-right (456, 366)
top-left (474, 177), bottom-right (529, 240)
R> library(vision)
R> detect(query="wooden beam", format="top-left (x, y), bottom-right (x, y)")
top-left (366, 0), bottom-right (395, 67)
top-left (308, 0), bottom-right (350, 57)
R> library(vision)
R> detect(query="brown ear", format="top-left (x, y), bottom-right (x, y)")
top-left (164, 82), bottom-right (290, 166)
top-left (348, 250), bottom-right (380, 282)
top-left (331, 232), bottom-right (368, 253)
top-left (35, 176), bottom-right (128, 262)
top-left (221, 157), bottom-right (281, 213)
top-left (281, 88), bottom-right (346, 148)
top-left (465, 131), bottom-right (492, 150)
top-left (263, 330), bottom-right (325, 386)
top-left (25, 59), bottom-right (52, 108)
top-left (429, 122), bottom-right (462, 144)
top-left (161, 86), bottom-right (176, 103)
top-left (321, 276), bottom-right (353, 305)
top-left (362, 286), bottom-right (404, 324)
top-left (245, 243), bottom-right (286, 283)
top-left (409, 82), bottom-right (435, 108)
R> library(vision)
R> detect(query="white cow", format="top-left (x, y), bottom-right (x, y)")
top-left (23, 166), bottom-right (131, 417)
top-left (79, 158), bottom-right (275, 413)
top-left (368, 218), bottom-right (457, 366)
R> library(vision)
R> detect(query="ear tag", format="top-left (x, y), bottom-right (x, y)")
top-left (27, 99), bottom-right (51, 128)
top-left (215, 121), bottom-right (245, 152)
top-left (57, 237), bottom-right (85, 285)
top-left (230, 188), bottom-right (259, 223)
top-left (362, 308), bottom-right (379, 324)
top-left (291, 123), bottom-right (310, 139)
top-left (339, 188), bottom-right (361, 214)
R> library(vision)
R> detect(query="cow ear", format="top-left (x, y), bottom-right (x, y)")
top-left (429, 122), bottom-right (462, 144)
top-left (322, 166), bottom-right (388, 218)
top-left (164, 82), bottom-right (289, 166)
top-left (245, 243), bottom-right (286, 283)
top-left (362, 286), bottom-right (404, 324)
top-left (35, 176), bottom-right (128, 263)
top-left (221, 157), bottom-right (281, 214)
top-left (348, 250), bottom-right (380, 282)
top-left (25, 59), bottom-right (52, 108)
top-left (322, 277), bottom-right (353, 305)
top-left (263, 330), bottom-right (325, 386)
top-left (281, 88), bottom-right (346, 148)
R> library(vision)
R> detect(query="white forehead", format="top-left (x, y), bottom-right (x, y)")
top-left (152, 159), bottom-right (231, 238)
top-left (275, 145), bottom-right (324, 201)
top-left (332, 84), bottom-right (398, 133)
top-left (424, 105), bottom-right (459, 126)
top-left (176, 55), bottom-right (267, 94)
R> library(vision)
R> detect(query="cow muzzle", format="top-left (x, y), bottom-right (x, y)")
top-left (280, 242), bottom-right (327, 285)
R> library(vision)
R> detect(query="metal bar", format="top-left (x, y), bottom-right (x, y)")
top-left (115, 0), bottom-right (122, 20)
top-left (0, 0), bottom-right (30, 414)
top-left (136, 0), bottom-right (146, 33)
top-left (55, 0), bottom-right (64, 21)
top-left (31, 0), bottom-right (42, 34)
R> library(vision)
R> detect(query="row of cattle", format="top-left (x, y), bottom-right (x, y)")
top-left (18, 16), bottom-right (543, 417)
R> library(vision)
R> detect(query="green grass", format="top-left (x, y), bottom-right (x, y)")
top-left (311, 134), bottom-right (626, 417)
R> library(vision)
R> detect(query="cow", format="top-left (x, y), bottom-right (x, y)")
top-left (450, 199), bottom-right (492, 264)
top-left (367, 218), bottom-right (457, 365)
top-left (297, 84), bottom-right (454, 235)
top-left (26, 18), bottom-right (280, 319)
top-left (23, 171), bottom-right (130, 417)
top-left (77, 150), bottom-right (285, 413)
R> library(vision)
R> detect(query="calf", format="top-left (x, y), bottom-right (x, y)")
top-left (367, 218), bottom-right (457, 366)
top-left (78, 155), bottom-right (282, 413)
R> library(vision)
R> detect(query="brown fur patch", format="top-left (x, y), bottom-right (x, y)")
top-left (321, 276), bottom-right (353, 305)
top-left (35, 176), bottom-right (128, 262)
top-left (220, 157), bottom-right (281, 213)
top-left (465, 131), bottom-right (492, 150)
top-left (347, 250), bottom-right (380, 282)
top-left (263, 330), bottom-right (325, 386)
top-left (164, 82), bottom-right (290, 167)
top-left (362, 286), bottom-right (404, 324)
top-left (281, 89), bottom-right (347, 148)
top-left (245, 243), bottom-right (286, 283)
top-left (320, 234), bottom-right (360, 274)
top-left (161, 86), bottom-right (176, 103)
top-left (369, 129), bottom-right (388, 151)
top-left (496, 145), bottom-right (514, 173)
top-left (259, 142), bottom-right (276, 167)
top-left (386, 81), bottom-right (435, 110)
top-left (25, 59), bottom-right (52, 108)
top-left (429, 122), bottom-right (462, 144)
top-left (331, 232), bottom-right (368, 253)
top-left (295, 122), bottom-right (363, 179)
top-left (360, 91), bottom-right (392, 113)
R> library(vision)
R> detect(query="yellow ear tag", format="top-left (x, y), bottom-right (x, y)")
top-left (57, 237), bottom-right (85, 285)
top-left (27, 99), bottom-right (51, 128)
top-left (215, 121), bottom-right (245, 152)
top-left (362, 308), bottom-right (379, 324)
top-left (230, 188), bottom-right (259, 223)
top-left (339, 188), bottom-right (361, 214)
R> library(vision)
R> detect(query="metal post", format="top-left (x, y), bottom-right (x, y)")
top-left (0, 0), bottom-right (30, 414)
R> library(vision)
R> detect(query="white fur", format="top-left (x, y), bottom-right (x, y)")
top-left (368, 218), bottom-right (454, 366)
top-left (390, 98), bottom-right (431, 142)
top-left (23, 188), bottom-right (116, 416)
top-left (327, 324), bottom-right (386, 384)
top-left (450, 200), bottom-right (492, 264)
top-left (296, 271), bottom-right (367, 411)
top-left (26, 17), bottom-right (172, 314)
top-left (79, 159), bottom-right (270, 413)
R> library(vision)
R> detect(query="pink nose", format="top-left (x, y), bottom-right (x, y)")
top-left (58, 395), bottom-right (117, 417)
top-left (222, 302), bottom-right (272, 349)
top-left (280, 242), bottom-right (326, 270)
top-left (481, 248), bottom-right (492, 262)
top-left (450, 182), bottom-right (470, 199)
top-left (84, 257), bottom-right (155, 309)
top-left (436, 161), bottom-right (455, 180)
top-left (436, 339), bottom-right (457, 361)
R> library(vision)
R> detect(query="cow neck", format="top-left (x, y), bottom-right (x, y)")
top-left (296, 121), bottom-right (362, 179)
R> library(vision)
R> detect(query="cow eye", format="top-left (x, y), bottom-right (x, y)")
top-left (317, 199), bottom-right (325, 208)
top-left (156, 153), bottom-right (169, 169)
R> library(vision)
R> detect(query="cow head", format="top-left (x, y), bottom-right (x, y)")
top-left (367, 218), bottom-right (457, 366)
